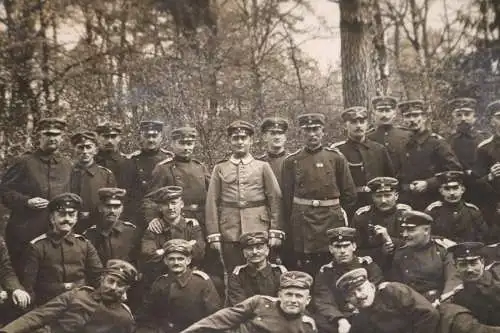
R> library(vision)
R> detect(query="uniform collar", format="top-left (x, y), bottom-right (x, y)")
top-left (378, 124), bottom-right (394, 131)
top-left (174, 155), bottom-right (191, 163)
top-left (247, 262), bottom-right (273, 277)
top-left (97, 150), bottom-right (121, 161)
top-left (98, 220), bottom-right (125, 237)
top-left (347, 137), bottom-right (369, 148)
top-left (304, 145), bottom-right (323, 154)
top-left (411, 129), bottom-right (431, 145)
top-left (161, 216), bottom-right (186, 232)
top-left (35, 149), bottom-right (61, 164)
top-left (175, 268), bottom-right (193, 287)
top-left (229, 154), bottom-right (254, 165)
top-left (47, 231), bottom-right (76, 246)
top-left (266, 150), bottom-right (287, 158)
top-left (74, 162), bottom-right (98, 176)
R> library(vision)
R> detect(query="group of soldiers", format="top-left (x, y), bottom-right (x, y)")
top-left (1, 95), bottom-right (500, 333)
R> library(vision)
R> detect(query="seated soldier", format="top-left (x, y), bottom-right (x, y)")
top-left (439, 302), bottom-right (500, 333)
top-left (136, 239), bottom-right (221, 333)
top-left (425, 171), bottom-right (488, 242)
top-left (387, 210), bottom-right (460, 302)
top-left (313, 227), bottom-right (384, 333)
top-left (22, 193), bottom-right (103, 305)
top-left (0, 259), bottom-right (137, 333)
top-left (227, 231), bottom-right (287, 306)
top-left (336, 268), bottom-right (439, 333)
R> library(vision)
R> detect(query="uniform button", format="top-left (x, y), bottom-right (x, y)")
top-left (256, 317), bottom-right (262, 321)
top-left (139, 168), bottom-right (144, 172)
top-left (142, 181), bottom-right (147, 184)
top-left (405, 269), bottom-right (409, 273)
top-left (265, 304), bottom-right (270, 308)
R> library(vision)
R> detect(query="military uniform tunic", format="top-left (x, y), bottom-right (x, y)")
top-left (439, 303), bottom-right (500, 333)
top-left (95, 150), bottom-right (128, 188)
top-left (257, 150), bottom-right (288, 189)
top-left (0, 236), bottom-right (24, 294)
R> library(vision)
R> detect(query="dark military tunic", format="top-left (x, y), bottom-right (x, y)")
top-left (70, 163), bottom-right (116, 233)
top-left (425, 200), bottom-right (488, 242)
top-left (439, 303), bottom-right (500, 333)
top-left (95, 150), bottom-right (128, 188)
top-left (23, 232), bottom-right (103, 305)
top-left (313, 257), bottom-right (383, 330)
top-left (0, 150), bottom-right (72, 273)
top-left (0, 286), bottom-right (134, 333)
top-left (0, 236), bottom-right (24, 294)
top-left (136, 269), bottom-right (221, 332)
top-left (350, 282), bottom-right (439, 333)
top-left (180, 294), bottom-right (317, 333)
top-left (83, 220), bottom-right (138, 264)
top-left (227, 262), bottom-right (287, 306)
top-left (449, 126), bottom-right (489, 172)
top-left (399, 130), bottom-right (462, 210)
top-left (257, 150), bottom-right (288, 189)
top-left (367, 124), bottom-right (411, 176)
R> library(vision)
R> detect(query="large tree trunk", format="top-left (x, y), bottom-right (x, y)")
top-left (339, 0), bottom-right (375, 108)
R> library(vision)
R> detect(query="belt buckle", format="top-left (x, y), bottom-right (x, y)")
top-left (64, 283), bottom-right (73, 290)
top-left (311, 200), bottom-right (320, 207)
top-left (239, 201), bottom-right (248, 208)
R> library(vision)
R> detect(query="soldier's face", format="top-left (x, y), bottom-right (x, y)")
top-left (329, 241), bottom-right (356, 264)
top-left (75, 139), bottom-right (98, 165)
top-left (346, 281), bottom-right (376, 308)
top-left (160, 198), bottom-right (184, 221)
top-left (455, 257), bottom-right (485, 282)
top-left (98, 133), bottom-right (121, 152)
top-left (452, 110), bottom-right (476, 126)
top-left (490, 115), bottom-right (500, 135)
top-left (230, 134), bottom-right (253, 156)
top-left (301, 126), bottom-right (324, 148)
top-left (372, 192), bottom-right (398, 212)
top-left (403, 112), bottom-right (426, 131)
top-left (372, 107), bottom-right (396, 125)
top-left (140, 131), bottom-right (162, 151)
top-left (99, 274), bottom-right (129, 302)
top-left (242, 243), bottom-right (269, 265)
top-left (401, 225), bottom-right (429, 247)
top-left (263, 130), bottom-right (286, 151)
top-left (39, 131), bottom-right (64, 152)
top-left (345, 118), bottom-right (368, 139)
top-left (171, 139), bottom-right (195, 158)
top-left (278, 287), bottom-right (311, 315)
top-left (164, 252), bottom-right (192, 275)
top-left (50, 209), bottom-right (78, 234)
top-left (98, 202), bottom-right (123, 225)
top-left (439, 183), bottom-right (464, 203)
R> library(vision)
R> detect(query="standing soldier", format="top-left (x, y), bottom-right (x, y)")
top-left (205, 120), bottom-right (283, 272)
top-left (0, 117), bottom-right (72, 276)
top-left (397, 100), bottom-right (462, 210)
top-left (69, 130), bottom-right (116, 233)
top-left (282, 113), bottom-right (357, 275)
top-left (95, 120), bottom-right (128, 188)
top-left (332, 107), bottom-right (394, 217)
top-left (367, 96), bottom-right (411, 176)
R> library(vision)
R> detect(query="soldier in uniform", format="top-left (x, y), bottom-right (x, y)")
top-left (69, 130), bottom-right (116, 233)
top-left (367, 96), bottom-right (411, 176)
top-left (439, 302), bottom-right (500, 333)
top-left (351, 177), bottom-right (411, 271)
top-left (180, 271), bottom-right (317, 333)
top-left (83, 187), bottom-right (138, 264)
top-left (205, 120), bottom-right (283, 272)
top-left (282, 113), bottom-right (357, 275)
top-left (332, 107), bottom-right (394, 217)
top-left (22, 193), bottom-right (103, 305)
top-left (387, 210), bottom-right (460, 302)
top-left (335, 268), bottom-right (439, 333)
top-left (136, 239), bottom-right (221, 333)
top-left (0, 259), bottom-right (137, 333)
top-left (313, 227), bottom-right (384, 333)
top-left (0, 117), bottom-right (72, 275)
top-left (95, 120), bottom-right (128, 188)
top-left (397, 100), bottom-right (462, 210)
top-left (227, 231), bottom-right (287, 306)
top-left (425, 171), bottom-right (488, 242)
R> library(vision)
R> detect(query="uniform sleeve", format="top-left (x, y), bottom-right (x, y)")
top-left (381, 147), bottom-right (396, 178)
top-left (140, 230), bottom-right (162, 264)
top-left (281, 157), bottom-right (295, 225)
top-left (425, 140), bottom-right (462, 190)
top-left (227, 272), bottom-right (247, 306)
top-left (366, 262), bottom-right (384, 285)
top-left (21, 245), bottom-right (40, 300)
top-left (450, 312), bottom-right (500, 333)
top-left (202, 279), bottom-right (222, 315)
top-left (392, 284), bottom-right (439, 333)
top-left (335, 155), bottom-right (357, 209)
top-left (262, 162), bottom-right (283, 233)
top-left (143, 164), bottom-right (169, 223)
top-left (205, 165), bottom-right (221, 239)
top-left (84, 241), bottom-right (103, 286)
top-left (0, 158), bottom-right (31, 210)
top-left (107, 171), bottom-right (117, 187)
top-left (190, 223), bottom-right (206, 263)
top-left (136, 277), bottom-right (169, 325)
top-left (442, 251), bottom-right (462, 296)
top-left (472, 209), bottom-right (489, 242)
top-left (313, 270), bottom-right (345, 323)
top-left (0, 237), bottom-right (23, 292)
top-left (180, 295), bottom-right (258, 333)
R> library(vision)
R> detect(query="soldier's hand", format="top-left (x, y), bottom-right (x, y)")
top-left (12, 289), bottom-right (31, 309)
top-left (0, 290), bottom-right (7, 304)
top-left (147, 218), bottom-right (163, 234)
top-left (210, 241), bottom-right (222, 252)
top-left (269, 237), bottom-right (282, 248)
top-left (410, 180), bottom-right (427, 192)
top-left (373, 225), bottom-right (389, 239)
top-left (27, 197), bottom-right (49, 209)
top-left (491, 163), bottom-right (500, 177)
top-left (337, 318), bottom-right (351, 333)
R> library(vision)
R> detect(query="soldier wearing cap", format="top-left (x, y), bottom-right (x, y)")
top-left (351, 177), bottom-right (411, 271)
top-left (397, 100), bottom-right (462, 210)
top-left (83, 188), bottom-right (138, 264)
top-left (282, 113), bottom-right (356, 275)
top-left (0, 117), bottom-right (72, 275)
top-left (313, 227), bottom-right (384, 333)
top-left (335, 268), bottom-right (439, 333)
top-left (388, 210), bottom-right (460, 302)
top-left (22, 193), bottom-right (103, 305)
top-left (95, 120), bottom-right (128, 188)
top-left (332, 106), bottom-right (395, 217)
top-left (227, 231), bottom-right (287, 306)
top-left (70, 130), bottom-right (117, 233)
top-left (122, 120), bottom-right (174, 231)
top-left (136, 239), bottom-right (221, 333)
top-left (0, 259), bottom-right (137, 333)
top-left (181, 271), bottom-right (317, 333)
top-left (425, 171), bottom-right (488, 242)
top-left (206, 120), bottom-right (283, 272)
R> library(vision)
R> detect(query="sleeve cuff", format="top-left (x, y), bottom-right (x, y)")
top-left (207, 234), bottom-right (221, 243)
top-left (269, 229), bottom-right (285, 240)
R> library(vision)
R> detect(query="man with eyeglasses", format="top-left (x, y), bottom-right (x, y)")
top-left (95, 121), bottom-right (128, 188)
top-left (0, 117), bottom-right (72, 276)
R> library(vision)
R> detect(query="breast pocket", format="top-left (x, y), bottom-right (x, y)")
top-left (218, 168), bottom-right (237, 184)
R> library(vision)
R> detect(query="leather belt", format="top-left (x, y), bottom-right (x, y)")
top-left (293, 197), bottom-right (340, 207)
top-left (356, 186), bottom-right (371, 193)
top-left (221, 200), bottom-right (266, 209)
top-left (182, 204), bottom-right (203, 212)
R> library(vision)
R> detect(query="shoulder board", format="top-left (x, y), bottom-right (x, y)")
top-left (128, 150), bottom-right (141, 158)
top-left (30, 233), bottom-right (48, 244)
top-left (358, 256), bottom-right (373, 264)
top-left (232, 264), bottom-right (248, 275)
top-left (260, 295), bottom-right (278, 302)
top-left (87, 225), bottom-right (97, 230)
top-left (431, 133), bottom-right (444, 140)
top-left (193, 270), bottom-right (210, 280)
top-left (486, 262), bottom-right (499, 270)
top-left (426, 201), bottom-right (443, 211)
top-left (215, 158), bottom-right (229, 164)
top-left (185, 218), bottom-right (200, 227)
top-left (355, 205), bottom-right (372, 216)
top-left (432, 237), bottom-right (456, 249)
top-left (487, 242), bottom-right (500, 248)
top-left (78, 286), bottom-right (95, 292)
top-left (160, 148), bottom-right (174, 156)
top-left (270, 263), bottom-right (288, 274)
top-left (122, 221), bottom-right (137, 228)
top-left (157, 156), bottom-right (174, 166)
top-left (191, 158), bottom-right (203, 165)
top-left (96, 165), bottom-right (113, 174)
top-left (378, 281), bottom-right (390, 290)
top-left (330, 141), bottom-right (346, 148)
top-left (366, 126), bottom-right (375, 134)
top-left (285, 149), bottom-right (301, 159)
top-left (74, 233), bottom-right (85, 239)
top-left (301, 315), bottom-right (317, 331)
top-left (121, 303), bottom-right (134, 318)
top-left (256, 153), bottom-right (267, 161)
top-left (464, 202), bottom-right (480, 211)
top-left (119, 152), bottom-right (128, 158)
top-left (478, 136), bottom-right (494, 148)
top-left (396, 203), bottom-right (412, 211)
top-left (319, 262), bottom-right (333, 273)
